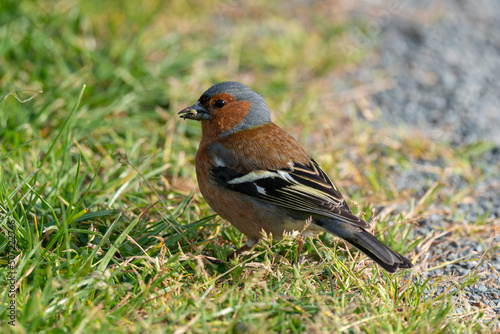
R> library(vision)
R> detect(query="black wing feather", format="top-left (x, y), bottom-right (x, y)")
top-left (210, 159), bottom-right (369, 229)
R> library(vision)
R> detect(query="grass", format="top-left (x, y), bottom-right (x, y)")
top-left (1, 0), bottom-right (498, 332)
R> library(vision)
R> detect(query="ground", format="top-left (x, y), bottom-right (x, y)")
top-left (348, 0), bottom-right (500, 316)
top-left (1, 0), bottom-right (498, 332)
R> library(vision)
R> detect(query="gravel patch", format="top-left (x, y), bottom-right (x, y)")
top-left (351, 0), bottom-right (500, 146)
top-left (343, 0), bottom-right (500, 319)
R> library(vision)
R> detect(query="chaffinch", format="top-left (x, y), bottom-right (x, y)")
top-left (178, 81), bottom-right (413, 273)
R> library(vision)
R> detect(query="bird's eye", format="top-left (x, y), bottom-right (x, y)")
top-left (214, 99), bottom-right (226, 108)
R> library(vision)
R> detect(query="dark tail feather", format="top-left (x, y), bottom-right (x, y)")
top-left (322, 222), bottom-right (413, 273)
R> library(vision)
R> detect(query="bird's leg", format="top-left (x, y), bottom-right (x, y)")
top-left (227, 244), bottom-right (251, 261)
top-left (227, 238), bottom-right (258, 261)
top-left (296, 236), bottom-right (305, 265)
top-left (295, 216), bottom-right (311, 264)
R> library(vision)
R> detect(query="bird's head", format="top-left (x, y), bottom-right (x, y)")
top-left (178, 81), bottom-right (271, 137)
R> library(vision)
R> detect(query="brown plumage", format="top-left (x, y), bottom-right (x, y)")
top-left (179, 81), bottom-right (413, 272)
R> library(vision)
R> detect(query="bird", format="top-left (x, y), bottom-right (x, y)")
top-left (178, 81), bottom-right (413, 273)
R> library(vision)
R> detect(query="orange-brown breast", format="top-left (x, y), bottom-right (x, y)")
top-left (195, 121), bottom-right (314, 239)
top-left (196, 148), bottom-right (315, 240)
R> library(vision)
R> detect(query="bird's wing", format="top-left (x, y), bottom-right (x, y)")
top-left (210, 158), bottom-right (370, 229)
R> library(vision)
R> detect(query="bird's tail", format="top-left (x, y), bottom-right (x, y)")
top-left (322, 221), bottom-right (413, 273)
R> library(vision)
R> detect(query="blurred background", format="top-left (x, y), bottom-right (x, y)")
top-left (1, 0), bottom-right (499, 331)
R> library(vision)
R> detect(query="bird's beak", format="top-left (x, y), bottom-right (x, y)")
top-left (178, 102), bottom-right (210, 121)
